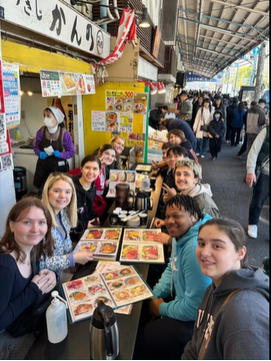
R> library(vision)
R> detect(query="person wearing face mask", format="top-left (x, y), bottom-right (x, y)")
top-left (208, 110), bottom-right (226, 161)
top-left (33, 106), bottom-right (75, 190)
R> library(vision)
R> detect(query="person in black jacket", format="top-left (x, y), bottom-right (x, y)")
top-left (161, 118), bottom-right (196, 150)
top-left (70, 155), bottom-right (101, 242)
top-left (208, 110), bottom-right (226, 161)
top-left (149, 105), bottom-right (168, 130)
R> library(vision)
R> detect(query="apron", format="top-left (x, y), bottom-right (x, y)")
top-left (33, 126), bottom-right (69, 189)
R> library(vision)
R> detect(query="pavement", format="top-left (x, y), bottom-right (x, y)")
top-left (199, 141), bottom-right (269, 267)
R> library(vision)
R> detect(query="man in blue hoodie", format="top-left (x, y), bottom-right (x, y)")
top-left (143, 195), bottom-right (212, 360)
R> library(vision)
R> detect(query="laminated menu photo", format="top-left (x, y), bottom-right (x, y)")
top-left (61, 263), bottom-right (153, 324)
top-left (119, 229), bottom-right (165, 264)
top-left (106, 169), bottom-right (136, 198)
top-left (73, 228), bottom-right (122, 261)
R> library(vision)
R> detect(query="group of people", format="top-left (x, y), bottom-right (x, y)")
top-left (1, 106), bottom-right (128, 336)
top-left (0, 97), bottom-right (269, 360)
top-left (142, 90), bottom-right (269, 359)
top-left (150, 88), bottom-right (269, 240)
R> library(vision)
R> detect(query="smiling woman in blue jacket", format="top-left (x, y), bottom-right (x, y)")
top-left (143, 195), bottom-right (212, 360)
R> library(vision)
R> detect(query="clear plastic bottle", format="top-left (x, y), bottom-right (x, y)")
top-left (15, 127), bottom-right (21, 140)
top-left (46, 290), bottom-right (68, 343)
top-left (141, 172), bottom-right (150, 191)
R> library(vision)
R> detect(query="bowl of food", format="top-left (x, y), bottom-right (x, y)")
top-left (106, 112), bottom-right (118, 132)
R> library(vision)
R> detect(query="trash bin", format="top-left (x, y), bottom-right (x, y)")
top-left (13, 167), bottom-right (27, 201)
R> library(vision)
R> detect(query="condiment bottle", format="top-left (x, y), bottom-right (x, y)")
top-left (46, 290), bottom-right (68, 343)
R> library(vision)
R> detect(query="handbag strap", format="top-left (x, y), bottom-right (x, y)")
top-left (198, 288), bottom-right (267, 360)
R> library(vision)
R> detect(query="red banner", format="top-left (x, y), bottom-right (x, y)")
top-left (98, 9), bottom-right (136, 66)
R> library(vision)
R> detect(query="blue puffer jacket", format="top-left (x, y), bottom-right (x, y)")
top-left (152, 213), bottom-right (212, 321)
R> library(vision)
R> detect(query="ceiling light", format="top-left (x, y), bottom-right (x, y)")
top-left (27, 91), bottom-right (33, 96)
top-left (136, 5), bottom-right (150, 28)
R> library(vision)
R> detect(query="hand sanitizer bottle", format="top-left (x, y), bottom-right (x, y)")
top-left (46, 290), bottom-right (68, 343)
top-left (141, 172), bottom-right (150, 192)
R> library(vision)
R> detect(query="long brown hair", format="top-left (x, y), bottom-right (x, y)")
top-left (0, 197), bottom-right (54, 263)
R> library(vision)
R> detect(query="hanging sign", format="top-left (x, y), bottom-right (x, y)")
top-left (151, 26), bottom-right (161, 59)
top-left (1, 0), bottom-right (110, 58)
top-left (40, 70), bottom-right (95, 97)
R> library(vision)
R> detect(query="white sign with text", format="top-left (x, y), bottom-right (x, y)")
top-left (1, 0), bottom-right (110, 58)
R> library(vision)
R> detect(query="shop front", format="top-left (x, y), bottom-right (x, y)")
top-left (0, 0), bottom-right (111, 236)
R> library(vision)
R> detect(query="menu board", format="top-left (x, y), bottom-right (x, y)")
top-left (40, 69), bottom-right (95, 97)
top-left (119, 229), bottom-right (165, 264)
top-left (107, 169), bottom-right (136, 198)
top-left (61, 262), bottom-right (153, 323)
top-left (75, 228), bottom-right (122, 261)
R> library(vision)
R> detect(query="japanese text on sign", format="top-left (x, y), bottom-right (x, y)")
top-left (1, 0), bottom-right (110, 58)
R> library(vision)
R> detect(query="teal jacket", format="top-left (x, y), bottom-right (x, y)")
top-left (152, 213), bottom-right (212, 321)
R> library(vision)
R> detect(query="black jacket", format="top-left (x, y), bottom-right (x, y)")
top-left (149, 108), bottom-right (163, 130)
top-left (72, 175), bottom-right (98, 234)
top-left (209, 117), bottom-right (226, 138)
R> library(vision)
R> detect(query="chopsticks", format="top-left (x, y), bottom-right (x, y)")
top-left (122, 210), bottom-right (146, 222)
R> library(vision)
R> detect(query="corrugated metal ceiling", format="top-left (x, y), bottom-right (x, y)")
top-left (177, 0), bottom-right (269, 78)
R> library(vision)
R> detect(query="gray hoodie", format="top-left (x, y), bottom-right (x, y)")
top-left (187, 183), bottom-right (220, 218)
top-left (182, 266), bottom-right (269, 360)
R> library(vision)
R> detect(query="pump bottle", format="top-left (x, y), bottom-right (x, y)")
top-left (46, 290), bottom-right (68, 343)
top-left (141, 172), bottom-right (150, 192)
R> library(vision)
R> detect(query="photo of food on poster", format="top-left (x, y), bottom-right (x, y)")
top-left (105, 111), bottom-right (118, 132)
top-left (60, 72), bottom-right (77, 95)
top-left (84, 74), bottom-right (95, 94)
top-left (74, 74), bottom-right (95, 95)
top-left (105, 90), bottom-right (134, 112)
top-left (133, 93), bottom-right (147, 114)
top-left (119, 113), bottom-right (132, 133)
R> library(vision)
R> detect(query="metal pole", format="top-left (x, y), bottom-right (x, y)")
top-left (234, 63), bottom-right (239, 95)
top-left (226, 68), bottom-right (230, 94)
top-left (250, 53), bottom-right (258, 85)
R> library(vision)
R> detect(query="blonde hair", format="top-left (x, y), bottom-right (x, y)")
top-left (42, 173), bottom-right (78, 227)
top-left (110, 135), bottom-right (125, 144)
top-left (174, 159), bottom-right (202, 180)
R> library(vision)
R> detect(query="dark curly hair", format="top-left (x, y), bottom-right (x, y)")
top-left (165, 194), bottom-right (203, 220)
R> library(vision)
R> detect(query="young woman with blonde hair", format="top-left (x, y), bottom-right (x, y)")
top-left (40, 173), bottom-right (93, 282)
